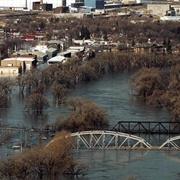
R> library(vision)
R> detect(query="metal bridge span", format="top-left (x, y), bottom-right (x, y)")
top-left (47, 130), bottom-right (180, 150)
top-left (70, 130), bottom-right (152, 149)
top-left (1, 125), bottom-right (180, 150)
top-left (111, 121), bottom-right (180, 134)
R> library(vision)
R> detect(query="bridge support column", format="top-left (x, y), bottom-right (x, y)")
top-left (102, 134), bottom-right (105, 149)
top-left (90, 134), bottom-right (93, 148)
top-left (77, 135), bottom-right (80, 149)
top-left (115, 135), bottom-right (118, 149)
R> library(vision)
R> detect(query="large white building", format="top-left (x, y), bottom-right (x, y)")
top-left (0, 0), bottom-right (64, 10)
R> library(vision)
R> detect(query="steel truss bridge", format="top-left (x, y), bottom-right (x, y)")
top-left (111, 121), bottom-right (180, 134)
top-left (47, 130), bottom-right (180, 150)
top-left (1, 121), bottom-right (180, 150)
top-left (70, 131), bottom-right (152, 149)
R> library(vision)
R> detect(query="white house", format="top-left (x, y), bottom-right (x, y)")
top-left (32, 45), bottom-right (48, 53)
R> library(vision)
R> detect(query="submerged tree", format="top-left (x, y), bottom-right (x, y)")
top-left (24, 93), bottom-right (49, 114)
top-left (55, 97), bottom-right (109, 132)
top-left (0, 78), bottom-right (15, 107)
top-left (50, 82), bottom-right (70, 106)
top-left (129, 67), bottom-right (165, 98)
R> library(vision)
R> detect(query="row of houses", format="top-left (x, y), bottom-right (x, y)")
top-left (0, 43), bottom-right (86, 76)
top-left (0, 34), bottom-right (179, 77)
top-left (73, 38), bottom-right (180, 54)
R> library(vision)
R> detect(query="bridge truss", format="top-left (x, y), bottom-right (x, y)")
top-left (159, 135), bottom-right (180, 150)
top-left (111, 121), bottom-right (180, 134)
top-left (68, 130), bottom-right (152, 150)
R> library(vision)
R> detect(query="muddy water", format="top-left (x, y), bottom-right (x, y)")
top-left (0, 72), bottom-right (179, 179)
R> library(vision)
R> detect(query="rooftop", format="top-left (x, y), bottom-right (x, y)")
top-left (2, 57), bottom-right (35, 61)
top-left (47, 55), bottom-right (66, 62)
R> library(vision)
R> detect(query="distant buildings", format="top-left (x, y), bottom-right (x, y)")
top-left (0, 0), bottom-right (149, 11)
top-left (147, 4), bottom-right (170, 16)
top-left (0, 0), bottom-right (84, 10)
top-left (147, 3), bottom-right (180, 21)
top-left (0, 0), bottom-right (64, 10)
top-left (84, 0), bottom-right (105, 9)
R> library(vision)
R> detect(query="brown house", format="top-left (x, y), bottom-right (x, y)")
top-left (0, 66), bottom-right (21, 76)
top-left (0, 54), bottom-right (37, 75)
top-left (134, 43), bottom-right (152, 54)
top-left (134, 43), bottom-right (166, 54)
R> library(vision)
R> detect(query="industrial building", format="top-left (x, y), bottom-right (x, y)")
top-left (0, 0), bottom-right (86, 10)
top-left (0, 0), bottom-right (145, 11)
top-left (84, 0), bottom-right (105, 9)
top-left (0, 0), bottom-right (64, 10)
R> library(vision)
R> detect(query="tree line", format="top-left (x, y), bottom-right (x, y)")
top-left (0, 51), bottom-right (179, 121)
top-left (0, 14), bottom-right (179, 179)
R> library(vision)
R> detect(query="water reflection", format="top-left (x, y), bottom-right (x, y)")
top-left (0, 71), bottom-right (178, 179)
top-left (73, 149), bottom-right (180, 180)
top-left (70, 72), bottom-right (170, 127)
top-left (0, 72), bottom-right (170, 129)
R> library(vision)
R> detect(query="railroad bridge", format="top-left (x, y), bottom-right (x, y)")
top-left (1, 121), bottom-right (180, 150)
top-left (111, 121), bottom-right (180, 134)
top-left (63, 121), bottom-right (179, 150)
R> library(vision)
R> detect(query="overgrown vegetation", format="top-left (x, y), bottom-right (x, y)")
top-left (130, 65), bottom-right (180, 121)
top-left (54, 97), bottom-right (109, 132)
top-left (0, 78), bottom-right (14, 108)
top-left (0, 14), bottom-right (179, 179)
top-left (0, 131), bottom-right (88, 179)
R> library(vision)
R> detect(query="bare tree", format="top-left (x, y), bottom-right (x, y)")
top-left (0, 78), bottom-right (14, 107)
top-left (129, 67), bottom-right (164, 98)
top-left (51, 83), bottom-right (69, 106)
top-left (24, 93), bottom-right (49, 114)
top-left (55, 97), bottom-right (109, 132)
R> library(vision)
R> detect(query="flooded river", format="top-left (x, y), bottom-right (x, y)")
top-left (0, 71), bottom-right (180, 179)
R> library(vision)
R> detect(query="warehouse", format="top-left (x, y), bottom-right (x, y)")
top-left (0, 0), bottom-right (63, 10)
